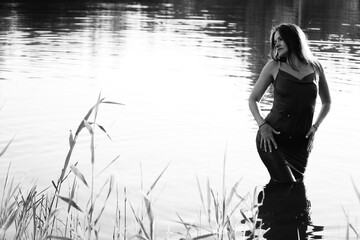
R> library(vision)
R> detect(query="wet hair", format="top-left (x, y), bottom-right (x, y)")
top-left (270, 23), bottom-right (321, 72)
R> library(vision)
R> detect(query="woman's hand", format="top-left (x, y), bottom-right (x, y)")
top-left (305, 125), bottom-right (318, 152)
top-left (259, 123), bottom-right (280, 152)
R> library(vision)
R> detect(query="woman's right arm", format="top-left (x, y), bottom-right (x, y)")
top-left (248, 60), bottom-right (280, 152)
top-left (248, 61), bottom-right (276, 126)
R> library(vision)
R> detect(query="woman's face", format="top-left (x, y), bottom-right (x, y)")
top-left (273, 31), bottom-right (288, 58)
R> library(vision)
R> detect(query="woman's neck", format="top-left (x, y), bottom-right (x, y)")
top-left (287, 54), bottom-right (307, 71)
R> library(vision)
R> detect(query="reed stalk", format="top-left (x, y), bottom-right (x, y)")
top-left (0, 95), bottom-right (123, 240)
top-left (174, 151), bottom-right (265, 240)
top-left (343, 177), bottom-right (360, 240)
top-left (51, 94), bottom-right (122, 240)
top-left (1, 95), bottom-right (358, 240)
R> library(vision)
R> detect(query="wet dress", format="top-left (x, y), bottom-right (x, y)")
top-left (256, 63), bottom-right (318, 182)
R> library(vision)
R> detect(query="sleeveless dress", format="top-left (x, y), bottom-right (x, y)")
top-left (256, 63), bottom-right (318, 182)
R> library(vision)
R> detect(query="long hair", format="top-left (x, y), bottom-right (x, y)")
top-left (269, 23), bottom-right (321, 72)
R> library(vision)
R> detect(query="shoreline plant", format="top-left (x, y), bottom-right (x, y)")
top-left (0, 94), bottom-right (124, 240)
top-left (343, 178), bottom-right (360, 240)
top-left (173, 152), bottom-right (265, 240)
top-left (0, 95), bottom-right (358, 240)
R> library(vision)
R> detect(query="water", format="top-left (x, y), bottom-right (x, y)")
top-left (1, 0), bottom-right (360, 239)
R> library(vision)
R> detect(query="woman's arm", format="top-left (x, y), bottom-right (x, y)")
top-left (248, 61), bottom-right (276, 126)
top-left (306, 63), bottom-right (331, 151)
top-left (249, 60), bottom-right (280, 152)
top-left (314, 64), bottom-right (332, 128)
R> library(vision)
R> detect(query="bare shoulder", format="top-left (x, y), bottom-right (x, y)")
top-left (313, 60), bottom-right (324, 75)
top-left (315, 61), bottom-right (331, 103)
top-left (259, 60), bottom-right (279, 81)
top-left (250, 60), bottom-right (278, 100)
top-left (264, 59), bottom-right (279, 69)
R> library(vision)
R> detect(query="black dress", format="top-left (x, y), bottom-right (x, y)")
top-left (256, 66), bottom-right (318, 182)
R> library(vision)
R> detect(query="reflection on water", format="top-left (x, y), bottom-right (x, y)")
top-left (1, 0), bottom-right (360, 239)
top-left (257, 181), bottom-right (324, 240)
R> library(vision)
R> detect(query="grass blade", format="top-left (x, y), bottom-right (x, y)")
top-left (46, 236), bottom-right (73, 240)
top-left (351, 177), bottom-right (360, 203)
top-left (83, 119), bottom-right (94, 135)
top-left (146, 162), bottom-right (170, 195)
top-left (225, 179), bottom-right (242, 210)
top-left (192, 233), bottom-right (216, 239)
top-left (106, 175), bottom-right (114, 200)
top-left (222, 150), bottom-right (227, 199)
top-left (96, 155), bottom-right (120, 177)
top-left (56, 195), bottom-right (83, 212)
top-left (94, 175), bottom-right (115, 225)
top-left (196, 176), bottom-right (206, 220)
top-left (68, 130), bottom-right (74, 148)
top-left (88, 122), bottom-right (112, 140)
top-left (129, 203), bottom-right (150, 240)
top-left (143, 195), bottom-right (154, 240)
top-left (2, 208), bottom-right (18, 231)
top-left (0, 137), bottom-right (14, 158)
top-left (206, 178), bottom-right (211, 223)
top-left (101, 100), bottom-right (124, 106)
top-left (70, 165), bottom-right (89, 187)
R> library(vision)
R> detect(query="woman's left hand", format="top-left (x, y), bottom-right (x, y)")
top-left (305, 125), bottom-right (318, 152)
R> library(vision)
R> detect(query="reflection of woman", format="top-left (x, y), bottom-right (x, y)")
top-left (257, 181), bottom-right (321, 240)
top-left (248, 23), bottom-right (331, 183)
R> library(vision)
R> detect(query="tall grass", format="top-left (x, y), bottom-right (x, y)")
top-left (175, 153), bottom-right (265, 240)
top-left (343, 178), bottom-right (360, 240)
top-left (2, 95), bottom-right (357, 239)
top-left (0, 94), bottom-right (124, 239)
top-left (0, 95), bottom-right (266, 240)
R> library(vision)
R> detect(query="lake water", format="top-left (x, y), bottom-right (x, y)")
top-left (1, 0), bottom-right (360, 239)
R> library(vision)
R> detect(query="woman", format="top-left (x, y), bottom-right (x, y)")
top-left (248, 23), bottom-right (331, 183)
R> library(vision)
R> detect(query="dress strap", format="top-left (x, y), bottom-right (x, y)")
top-left (273, 61), bottom-right (281, 84)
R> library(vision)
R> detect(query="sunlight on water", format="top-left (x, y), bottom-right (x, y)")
top-left (1, 0), bottom-right (360, 239)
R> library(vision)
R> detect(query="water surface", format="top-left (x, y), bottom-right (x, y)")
top-left (1, 0), bottom-right (360, 239)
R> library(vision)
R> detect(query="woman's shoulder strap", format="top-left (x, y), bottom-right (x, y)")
top-left (267, 60), bottom-right (281, 83)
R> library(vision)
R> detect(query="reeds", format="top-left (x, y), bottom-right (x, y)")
top-left (0, 163), bottom-right (20, 238)
top-left (0, 94), bottom-right (124, 239)
top-left (1, 94), bottom-right (266, 240)
top-left (0, 94), bottom-right (174, 240)
top-left (343, 177), bottom-right (360, 240)
top-left (175, 153), bottom-right (266, 240)
top-left (2, 95), bottom-right (357, 239)
top-left (48, 94), bottom-right (123, 239)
